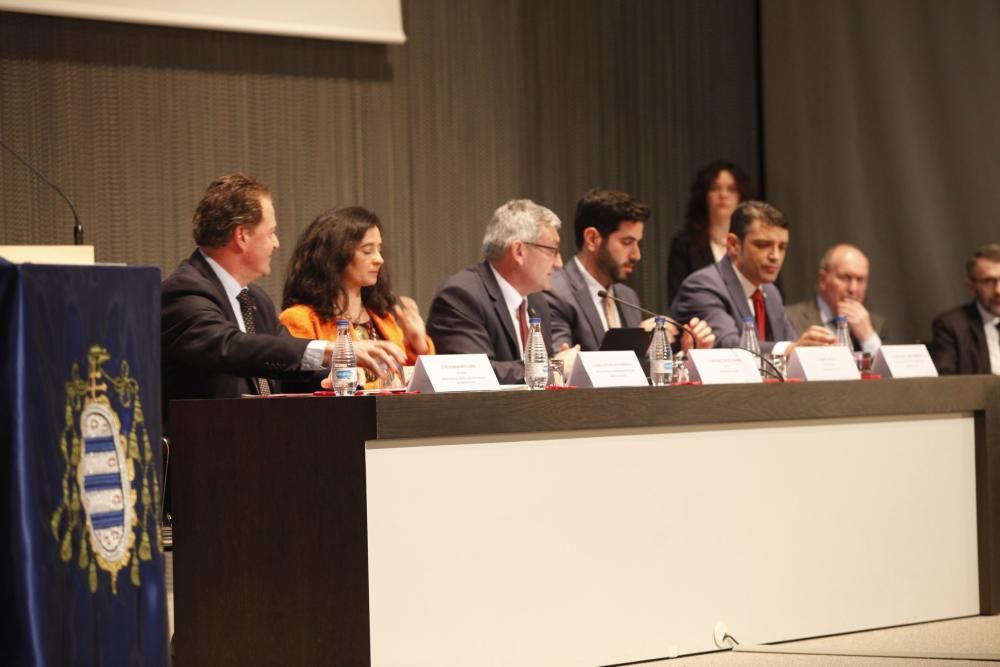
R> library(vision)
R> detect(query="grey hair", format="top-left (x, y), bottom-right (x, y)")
top-left (482, 199), bottom-right (562, 262)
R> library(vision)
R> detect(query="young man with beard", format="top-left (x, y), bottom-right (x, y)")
top-left (547, 189), bottom-right (714, 352)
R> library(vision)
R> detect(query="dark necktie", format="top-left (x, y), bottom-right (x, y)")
top-left (518, 300), bottom-right (529, 354)
top-left (236, 288), bottom-right (272, 396)
top-left (752, 289), bottom-right (767, 341)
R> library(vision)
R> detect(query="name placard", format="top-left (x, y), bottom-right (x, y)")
top-left (567, 351), bottom-right (648, 388)
top-left (786, 346), bottom-right (860, 381)
top-left (407, 354), bottom-right (501, 393)
top-left (686, 349), bottom-right (762, 384)
top-left (871, 344), bottom-right (939, 378)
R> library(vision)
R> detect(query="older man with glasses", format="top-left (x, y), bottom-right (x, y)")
top-left (427, 198), bottom-right (572, 384)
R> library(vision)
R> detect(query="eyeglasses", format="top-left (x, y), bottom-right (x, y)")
top-left (524, 241), bottom-right (561, 258)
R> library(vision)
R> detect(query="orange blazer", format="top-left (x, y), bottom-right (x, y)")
top-left (279, 304), bottom-right (435, 366)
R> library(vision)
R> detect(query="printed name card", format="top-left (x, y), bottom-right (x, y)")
top-left (871, 344), bottom-right (939, 378)
top-left (785, 346), bottom-right (860, 381)
top-left (567, 351), bottom-right (648, 388)
top-left (406, 354), bottom-right (501, 393)
top-left (686, 349), bottom-right (763, 384)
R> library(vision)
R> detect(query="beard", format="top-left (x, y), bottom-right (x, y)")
top-left (980, 296), bottom-right (1000, 318)
top-left (596, 243), bottom-right (632, 284)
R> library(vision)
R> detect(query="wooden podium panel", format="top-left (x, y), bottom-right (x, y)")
top-left (172, 396), bottom-right (377, 665)
top-left (171, 377), bottom-right (1000, 665)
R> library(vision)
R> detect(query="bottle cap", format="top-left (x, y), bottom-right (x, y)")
top-left (742, 315), bottom-right (754, 324)
top-left (655, 315), bottom-right (667, 325)
top-left (336, 319), bottom-right (350, 326)
top-left (835, 315), bottom-right (847, 324)
top-left (528, 316), bottom-right (542, 324)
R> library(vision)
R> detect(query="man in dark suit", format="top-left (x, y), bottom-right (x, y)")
top-left (161, 173), bottom-right (402, 427)
top-left (671, 201), bottom-right (834, 353)
top-left (427, 199), bottom-right (567, 384)
top-left (548, 188), bottom-right (714, 351)
top-left (930, 244), bottom-right (1000, 375)
top-left (786, 244), bottom-right (889, 355)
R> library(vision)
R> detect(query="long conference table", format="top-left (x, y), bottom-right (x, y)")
top-left (171, 376), bottom-right (1000, 666)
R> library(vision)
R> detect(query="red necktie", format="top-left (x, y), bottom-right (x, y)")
top-left (518, 300), bottom-right (529, 351)
top-left (752, 289), bottom-right (766, 341)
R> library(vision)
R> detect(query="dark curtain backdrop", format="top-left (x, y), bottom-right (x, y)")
top-left (0, 1), bottom-right (759, 319)
top-left (762, 0), bottom-right (1000, 344)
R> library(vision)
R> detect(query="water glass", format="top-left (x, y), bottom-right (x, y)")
top-left (547, 358), bottom-right (566, 387)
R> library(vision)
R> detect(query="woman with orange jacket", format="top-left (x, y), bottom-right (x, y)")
top-left (281, 206), bottom-right (434, 389)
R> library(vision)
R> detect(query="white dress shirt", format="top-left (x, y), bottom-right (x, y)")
top-left (976, 302), bottom-right (1000, 375)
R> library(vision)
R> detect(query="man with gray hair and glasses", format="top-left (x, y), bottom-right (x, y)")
top-left (427, 199), bottom-right (576, 384)
top-left (930, 244), bottom-right (1000, 375)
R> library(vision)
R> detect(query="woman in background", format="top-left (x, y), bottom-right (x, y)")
top-left (281, 206), bottom-right (434, 389)
top-left (666, 161), bottom-right (755, 304)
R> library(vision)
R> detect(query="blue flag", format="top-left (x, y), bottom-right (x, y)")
top-left (0, 261), bottom-right (169, 666)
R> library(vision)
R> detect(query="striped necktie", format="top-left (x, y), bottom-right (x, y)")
top-left (236, 288), bottom-right (272, 396)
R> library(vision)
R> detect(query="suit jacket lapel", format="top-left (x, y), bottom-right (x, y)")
top-left (718, 258), bottom-right (753, 321)
top-left (619, 293), bottom-right (643, 328)
top-left (476, 261), bottom-right (520, 359)
top-left (189, 249), bottom-right (259, 395)
top-left (763, 284), bottom-right (786, 341)
top-left (566, 261), bottom-right (606, 348)
top-left (965, 302), bottom-right (990, 372)
top-left (805, 299), bottom-right (822, 329)
top-left (189, 250), bottom-right (239, 326)
top-left (526, 293), bottom-right (553, 353)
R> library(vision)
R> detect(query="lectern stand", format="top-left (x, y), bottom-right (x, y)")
top-left (0, 260), bottom-right (169, 665)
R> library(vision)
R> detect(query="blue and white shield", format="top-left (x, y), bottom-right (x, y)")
top-left (77, 400), bottom-right (135, 569)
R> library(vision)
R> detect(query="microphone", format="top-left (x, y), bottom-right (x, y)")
top-left (598, 289), bottom-right (785, 381)
top-left (597, 289), bottom-right (696, 347)
top-left (738, 346), bottom-right (785, 381)
top-left (0, 137), bottom-right (84, 245)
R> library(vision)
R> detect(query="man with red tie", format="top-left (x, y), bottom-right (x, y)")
top-left (427, 199), bottom-right (569, 384)
top-left (670, 200), bottom-right (833, 353)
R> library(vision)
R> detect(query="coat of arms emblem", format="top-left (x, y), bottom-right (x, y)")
top-left (50, 345), bottom-right (163, 593)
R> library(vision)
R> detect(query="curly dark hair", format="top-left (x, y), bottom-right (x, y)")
top-left (683, 161), bottom-right (755, 250)
top-left (282, 206), bottom-right (397, 322)
top-left (192, 173), bottom-right (270, 248)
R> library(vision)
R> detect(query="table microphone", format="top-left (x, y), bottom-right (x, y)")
top-left (596, 289), bottom-right (696, 346)
top-left (0, 136), bottom-right (84, 245)
top-left (598, 289), bottom-right (784, 380)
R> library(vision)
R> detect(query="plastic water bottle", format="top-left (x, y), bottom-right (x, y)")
top-left (331, 319), bottom-right (358, 396)
top-left (834, 315), bottom-right (854, 350)
top-left (648, 315), bottom-right (673, 387)
top-left (739, 315), bottom-right (763, 377)
top-left (523, 316), bottom-right (549, 390)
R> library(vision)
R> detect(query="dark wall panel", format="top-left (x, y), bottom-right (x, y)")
top-left (762, 0), bottom-right (1000, 343)
top-left (1, 1), bottom-right (758, 317)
